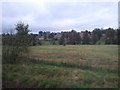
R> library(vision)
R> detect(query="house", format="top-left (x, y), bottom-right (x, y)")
top-left (36, 35), bottom-right (44, 40)
top-left (54, 33), bottom-right (61, 40)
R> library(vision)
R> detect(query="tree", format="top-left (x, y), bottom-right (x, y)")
top-left (15, 23), bottom-right (30, 46)
top-left (59, 32), bottom-right (65, 45)
top-left (105, 28), bottom-right (115, 44)
top-left (92, 30), bottom-right (99, 44)
top-left (82, 30), bottom-right (90, 44)
top-left (76, 32), bottom-right (81, 44)
top-left (68, 30), bottom-right (78, 45)
top-left (43, 32), bottom-right (47, 40)
top-left (93, 28), bottom-right (102, 40)
top-left (28, 33), bottom-right (37, 46)
top-left (39, 31), bottom-right (43, 36)
top-left (2, 22), bottom-right (30, 64)
top-left (117, 28), bottom-right (120, 45)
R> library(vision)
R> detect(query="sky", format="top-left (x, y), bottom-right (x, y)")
top-left (1, 0), bottom-right (118, 34)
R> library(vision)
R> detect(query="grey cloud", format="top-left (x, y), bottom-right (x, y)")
top-left (2, 1), bottom-right (118, 33)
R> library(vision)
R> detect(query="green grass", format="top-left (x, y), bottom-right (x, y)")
top-left (3, 45), bottom-right (118, 88)
top-left (29, 45), bottom-right (118, 70)
top-left (42, 40), bottom-right (59, 45)
top-left (96, 40), bottom-right (105, 45)
top-left (42, 41), bottom-right (51, 45)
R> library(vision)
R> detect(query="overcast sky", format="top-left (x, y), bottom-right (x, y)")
top-left (2, 1), bottom-right (118, 34)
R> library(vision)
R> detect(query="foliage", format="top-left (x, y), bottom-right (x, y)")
top-left (82, 30), bottom-right (90, 44)
top-left (2, 22), bottom-right (30, 64)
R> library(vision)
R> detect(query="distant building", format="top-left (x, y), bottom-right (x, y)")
top-left (36, 35), bottom-right (44, 40)
top-left (54, 33), bottom-right (61, 40)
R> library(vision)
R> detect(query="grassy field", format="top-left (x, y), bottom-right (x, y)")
top-left (3, 45), bottom-right (118, 88)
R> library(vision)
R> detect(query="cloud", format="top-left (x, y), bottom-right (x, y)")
top-left (1, 1), bottom-right (118, 33)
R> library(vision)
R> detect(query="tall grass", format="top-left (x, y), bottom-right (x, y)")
top-left (20, 57), bottom-right (118, 74)
top-left (3, 45), bottom-right (118, 88)
top-left (3, 59), bottom-right (118, 88)
top-left (2, 46), bottom-right (29, 64)
top-left (2, 46), bottom-right (18, 64)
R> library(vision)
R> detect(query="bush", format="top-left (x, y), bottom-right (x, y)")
top-left (2, 22), bottom-right (30, 64)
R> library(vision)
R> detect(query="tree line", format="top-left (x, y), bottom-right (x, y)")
top-left (59, 28), bottom-right (118, 45)
top-left (30, 28), bottom-right (119, 46)
top-left (3, 25), bottom-right (119, 47)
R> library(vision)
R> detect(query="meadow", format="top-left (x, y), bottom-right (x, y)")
top-left (3, 45), bottom-right (118, 88)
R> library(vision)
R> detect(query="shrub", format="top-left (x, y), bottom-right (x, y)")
top-left (2, 22), bottom-right (30, 64)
